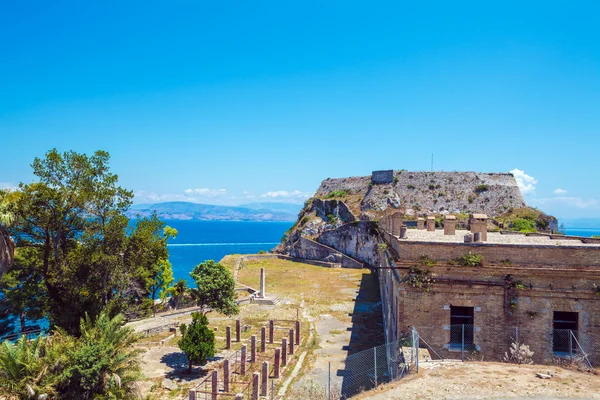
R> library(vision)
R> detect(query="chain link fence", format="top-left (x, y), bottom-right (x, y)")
top-left (412, 324), bottom-right (599, 369)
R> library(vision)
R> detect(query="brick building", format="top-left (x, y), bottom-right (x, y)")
top-left (378, 212), bottom-right (600, 363)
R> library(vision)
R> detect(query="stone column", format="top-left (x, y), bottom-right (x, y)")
top-left (282, 338), bottom-right (287, 366)
top-left (427, 216), bottom-right (435, 231)
top-left (274, 348), bottom-right (281, 378)
top-left (241, 345), bottom-right (247, 375)
top-left (236, 319), bottom-right (241, 342)
top-left (224, 359), bottom-right (230, 392)
top-left (188, 389), bottom-right (197, 400)
top-left (289, 329), bottom-right (295, 355)
top-left (261, 327), bottom-right (266, 352)
top-left (295, 321), bottom-right (300, 345)
top-left (417, 217), bottom-right (425, 230)
top-left (252, 372), bottom-right (260, 400)
top-left (250, 335), bottom-right (256, 363)
top-left (211, 370), bottom-right (218, 400)
top-left (444, 215), bottom-right (457, 235)
top-left (269, 320), bottom-right (274, 344)
top-left (392, 212), bottom-right (403, 236)
top-left (260, 267), bottom-right (265, 298)
top-left (261, 362), bottom-right (269, 397)
top-left (226, 326), bottom-right (231, 350)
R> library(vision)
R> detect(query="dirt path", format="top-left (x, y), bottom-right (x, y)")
top-left (355, 362), bottom-right (600, 399)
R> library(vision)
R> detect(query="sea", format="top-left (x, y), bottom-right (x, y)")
top-left (166, 220), bottom-right (293, 285)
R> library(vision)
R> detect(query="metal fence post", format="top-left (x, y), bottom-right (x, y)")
top-left (374, 346), bottom-right (377, 387)
top-left (461, 324), bottom-right (465, 361)
top-left (569, 330), bottom-right (573, 358)
top-left (416, 331), bottom-right (419, 373)
top-left (328, 361), bottom-right (331, 400)
top-left (515, 326), bottom-right (520, 364)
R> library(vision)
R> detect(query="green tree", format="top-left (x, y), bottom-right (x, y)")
top-left (12, 149), bottom-right (133, 333)
top-left (0, 247), bottom-right (47, 332)
top-left (189, 260), bottom-right (239, 316)
top-left (178, 312), bottom-right (215, 373)
top-left (167, 278), bottom-right (188, 310)
top-left (0, 189), bottom-right (16, 277)
top-left (512, 218), bottom-right (537, 233)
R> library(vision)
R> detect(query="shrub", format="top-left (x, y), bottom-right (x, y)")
top-left (475, 184), bottom-right (489, 194)
top-left (407, 184), bottom-right (416, 190)
top-left (419, 256), bottom-right (436, 267)
top-left (324, 190), bottom-right (348, 199)
top-left (178, 313), bottom-right (216, 373)
top-left (458, 252), bottom-right (483, 267)
top-left (512, 218), bottom-right (537, 233)
top-left (468, 195), bottom-right (475, 204)
top-left (503, 342), bottom-right (534, 364)
top-left (403, 265), bottom-right (435, 292)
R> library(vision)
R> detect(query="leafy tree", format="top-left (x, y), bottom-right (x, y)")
top-left (11, 149), bottom-right (133, 333)
top-left (167, 278), bottom-right (188, 310)
top-left (189, 260), bottom-right (239, 316)
top-left (0, 189), bottom-right (16, 277)
top-left (0, 247), bottom-right (47, 332)
top-left (8, 149), bottom-right (176, 333)
top-left (178, 312), bottom-right (215, 373)
top-left (150, 258), bottom-right (174, 316)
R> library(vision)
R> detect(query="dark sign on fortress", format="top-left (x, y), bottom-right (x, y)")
top-left (371, 170), bottom-right (394, 184)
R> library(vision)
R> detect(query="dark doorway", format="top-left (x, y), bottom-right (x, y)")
top-left (553, 311), bottom-right (578, 354)
top-left (450, 306), bottom-right (474, 347)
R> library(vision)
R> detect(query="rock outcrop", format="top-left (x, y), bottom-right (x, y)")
top-left (277, 170), bottom-right (555, 268)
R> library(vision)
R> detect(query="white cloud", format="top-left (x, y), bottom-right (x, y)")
top-left (530, 196), bottom-right (599, 210)
top-left (0, 182), bottom-right (16, 190)
top-left (510, 168), bottom-right (538, 195)
top-left (183, 188), bottom-right (227, 197)
top-left (260, 190), bottom-right (311, 202)
top-left (554, 188), bottom-right (568, 195)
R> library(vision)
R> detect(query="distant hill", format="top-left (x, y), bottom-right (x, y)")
top-left (238, 202), bottom-right (303, 214)
top-left (127, 201), bottom-right (299, 222)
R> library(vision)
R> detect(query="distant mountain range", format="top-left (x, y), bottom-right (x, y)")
top-left (127, 201), bottom-right (302, 222)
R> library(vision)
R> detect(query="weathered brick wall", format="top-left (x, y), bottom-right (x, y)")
top-left (378, 235), bottom-right (600, 363)
top-left (398, 241), bottom-right (600, 266)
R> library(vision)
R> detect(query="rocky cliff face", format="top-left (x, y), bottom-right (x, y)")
top-left (277, 170), bottom-right (554, 268)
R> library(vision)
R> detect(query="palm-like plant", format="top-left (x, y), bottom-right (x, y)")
top-left (0, 332), bottom-right (71, 399)
top-left (0, 189), bottom-right (16, 277)
top-left (60, 312), bottom-right (143, 399)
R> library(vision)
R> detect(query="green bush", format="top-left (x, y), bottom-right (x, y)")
top-left (475, 184), bottom-right (489, 194)
top-left (512, 218), bottom-right (537, 233)
top-left (407, 184), bottom-right (416, 190)
top-left (324, 190), bottom-right (349, 199)
top-left (458, 252), bottom-right (483, 267)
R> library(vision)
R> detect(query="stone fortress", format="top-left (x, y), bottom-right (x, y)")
top-left (279, 169), bottom-right (600, 364)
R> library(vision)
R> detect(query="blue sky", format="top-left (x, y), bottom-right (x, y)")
top-left (1, 1), bottom-right (599, 219)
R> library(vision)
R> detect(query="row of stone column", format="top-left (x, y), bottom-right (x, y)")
top-left (187, 364), bottom-right (269, 400)
top-left (226, 319), bottom-right (301, 350)
top-left (193, 320), bottom-right (301, 400)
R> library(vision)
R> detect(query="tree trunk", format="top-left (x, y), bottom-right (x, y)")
top-left (20, 312), bottom-right (25, 333)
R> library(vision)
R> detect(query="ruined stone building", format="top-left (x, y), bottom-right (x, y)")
top-left (279, 169), bottom-right (596, 363)
top-left (379, 212), bottom-right (600, 363)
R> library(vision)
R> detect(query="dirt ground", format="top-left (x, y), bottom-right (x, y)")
top-left (137, 256), bottom-right (378, 399)
top-left (355, 361), bottom-right (600, 399)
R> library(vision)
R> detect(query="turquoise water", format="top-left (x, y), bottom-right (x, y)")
top-left (165, 220), bottom-right (293, 285)
top-left (565, 228), bottom-right (600, 237)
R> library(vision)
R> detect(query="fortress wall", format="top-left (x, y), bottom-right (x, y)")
top-left (397, 241), bottom-right (600, 267)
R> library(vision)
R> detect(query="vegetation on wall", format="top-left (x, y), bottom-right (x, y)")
top-left (450, 252), bottom-right (484, 267)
